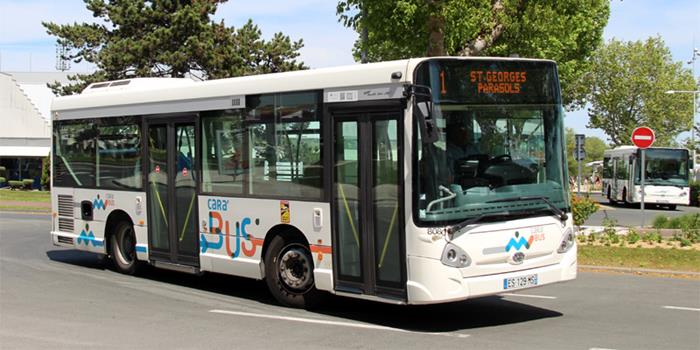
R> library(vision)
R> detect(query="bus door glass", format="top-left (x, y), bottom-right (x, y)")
top-left (332, 112), bottom-right (406, 299)
top-left (145, 117), bottom-right (199, 266)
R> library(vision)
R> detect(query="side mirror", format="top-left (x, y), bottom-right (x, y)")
top-left (411, 85), bottom-right (439, 144)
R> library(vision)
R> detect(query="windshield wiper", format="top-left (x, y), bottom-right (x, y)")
top-left (449, 211), bottom-right (513, 234)
top-left (486, 196), bottom-right (568, 222)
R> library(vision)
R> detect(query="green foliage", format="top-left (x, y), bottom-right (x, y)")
top-left (571, 193), bottom-right (599, 226)
top-left (0, 177), bottom-right (6, 185)
top-left (0, 166), bottom-right (5, 178)
top-left (337, 0), bottom-right (610, 107)
top-left (652, 215), bottom-right (669, 229)
top-left (22, 179), bottom-right (34, 190)
top-left (652, 213), bottom-right (700, 230)
top-left (8, 181), bottom-right (23, 190)
top-left (44, 1), bottom-right (305, 95)
top-left (642, 231), bottom-right (663, 244)
top-left (569, 36), bottom-right (696, 146)
top-left (690, 180), bottom-right (700, 207)
top-left (41, 155), bottom-right (51, 190)
top-left (626, 228), bottom-right (641, 244)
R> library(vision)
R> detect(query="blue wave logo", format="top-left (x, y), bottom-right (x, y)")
top-left (505, 232), bottom-right (533, 252)
top-left (93, 195), bottom-right (108, 210)
top-left (77, 223), bottom-right (104, 247)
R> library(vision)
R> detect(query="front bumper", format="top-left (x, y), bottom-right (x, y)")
top-left (406, 246), bottom-right (577, 304)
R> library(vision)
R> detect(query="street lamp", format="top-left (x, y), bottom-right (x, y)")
top-left (666, 89), bottom-right (699, 166)
top-left (665, 47), bottom-right (700, 168)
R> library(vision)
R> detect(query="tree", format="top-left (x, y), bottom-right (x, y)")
top-left (336, 0), bottom-right (610, 106)
top-left (44, 0), bottom-right (305, 95)
top-left (570, 36), bottom-right (696, 146)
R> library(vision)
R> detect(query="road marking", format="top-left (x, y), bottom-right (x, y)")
top-left (589, 347), bottom-right (617, 350)
top-left (209, 309), bottom-right (470, 338)
top-left (501, 293), bottom-right (557, 300)
top-left (663, 305), bottom-right (700, 312)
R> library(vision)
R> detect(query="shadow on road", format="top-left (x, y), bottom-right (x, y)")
top-left (46, 248), bottom-right (562, 333)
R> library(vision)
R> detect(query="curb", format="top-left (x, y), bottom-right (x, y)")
top-left (579, 264), bottom-right (700, 277)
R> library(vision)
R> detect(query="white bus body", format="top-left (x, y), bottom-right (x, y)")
top-left (602, 146), bottom-right (691, 209)
top-left (50, 57), bottom-right (576, 307)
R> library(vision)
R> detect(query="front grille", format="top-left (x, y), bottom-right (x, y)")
top-left (57, 195), bottom-right (74, 217)
top-left (58, 217), bottom-right (74, 232)
top-left (57, 235), bottom-right (74, 245)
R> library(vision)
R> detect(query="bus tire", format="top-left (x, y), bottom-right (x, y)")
top-left (621, 188), bottom-right (628, 206)
top-left (264, 235), bottom-right (321, 309)
top-left (110, 221), bottom-right (139, 275)
top-left (668, 204), bottom-right (677, 211)
top-left (607, 187), bottom-right (615, 204)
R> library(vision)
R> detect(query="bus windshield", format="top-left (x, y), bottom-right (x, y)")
top-left (414, 60), bottom-right (568, 225)
top-left (635, 148), bottom-right (690, 186)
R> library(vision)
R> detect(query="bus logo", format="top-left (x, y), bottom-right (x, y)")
top-left (505, 232), bottom-right (534, 252)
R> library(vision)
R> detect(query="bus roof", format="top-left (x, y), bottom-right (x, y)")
top-left (51, 56), bottom-right (556, 120)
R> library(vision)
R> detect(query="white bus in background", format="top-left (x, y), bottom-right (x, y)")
top-left (602, 146), bottom-right (691, 210)
top-left (50, 57), bottom-right (576, 308)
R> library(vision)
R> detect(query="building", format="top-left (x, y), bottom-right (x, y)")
top-left (0, 72), bottom-right (67, 187)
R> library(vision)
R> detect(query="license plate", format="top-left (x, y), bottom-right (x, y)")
top-left (657, 199), bottom-right (669, 203)
top-left (503, 274), bottom-right (538, 290)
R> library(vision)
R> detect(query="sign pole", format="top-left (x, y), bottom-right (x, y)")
top-left (640, 149), bottom-right (645, 227)
top-left (577, 160), bottom-right (582, 193)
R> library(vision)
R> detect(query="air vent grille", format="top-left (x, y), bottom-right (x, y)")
top-left (58, 217), bottom-right (74, 232)
top-left (57, 236), bottom-right (74, 245)
top-left (57, 195), bottom-right (74, 217)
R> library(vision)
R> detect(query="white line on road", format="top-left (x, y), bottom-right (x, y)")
top-left (589, 347), bottom-right (618, 350)
top-left (209, 309), bottom-right (470, 338)
top-left (663, 305), bottom-right (700, 312)
top-left (501, 293), bottom-right (557, 299)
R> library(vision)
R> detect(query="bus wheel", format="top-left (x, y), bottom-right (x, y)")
top-left (621, 188), bottom-right (628, 206)
top-left (111, 221), bottom-right (139, 275)
top-left (264, 235), bottom-right (321, 308)
top-left (668, 204), bottom-right (677, 211)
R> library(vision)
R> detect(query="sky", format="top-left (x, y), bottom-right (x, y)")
top-left (1, 0), bottom-right (698, 142)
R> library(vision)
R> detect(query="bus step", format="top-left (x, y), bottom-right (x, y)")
top-left (152, 260), bottom-right (201, 275)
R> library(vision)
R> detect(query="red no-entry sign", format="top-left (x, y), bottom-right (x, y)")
top-left (631, 127), bottom-right (655, 149)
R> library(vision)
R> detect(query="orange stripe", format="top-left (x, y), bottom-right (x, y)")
top-left (310, 245), bottom-right (332, 254)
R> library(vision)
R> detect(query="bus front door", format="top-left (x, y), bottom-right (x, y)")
top-left (145, 117), bottom-right (199, 268)
top-left (332, 112), bottom-right (406, 300)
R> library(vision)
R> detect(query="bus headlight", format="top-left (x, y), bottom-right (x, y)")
top-left (441, 242), bottom-right (471, 268)
top-left (557, 227), bottom-right (575, 254)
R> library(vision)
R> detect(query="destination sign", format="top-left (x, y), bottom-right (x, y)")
top-left (416, 60), bottom-right (560, 105)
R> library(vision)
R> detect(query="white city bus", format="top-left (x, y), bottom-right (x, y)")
top-left (602, 146), bottom-right (691, 209)
top-left (50, 57), bottom-right (576, 308)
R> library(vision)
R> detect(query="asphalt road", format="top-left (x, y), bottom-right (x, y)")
top-left (1, 212), bottom-right (699, 350)
top-left (581, 192), bottom-right (700, 227)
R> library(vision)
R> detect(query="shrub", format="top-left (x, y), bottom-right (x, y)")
top-left (626, 228), bottom-right (641, 244)
top-left (41, 154), bottom-right (50, 190)
top-left (22, 179), bottom-right (34, 190)
top-left (690, 181), bottom-right (700, 207)
top-left (0, 176), bottom-right (6, 185)
top-left (652, 215), bottom-right (669, 229)
top-left (572, 194), bottom-right (600, 227)
top-left (642, 231), bottom-right (663, 244)
top-left (8, 180), bottom-right (23, 190)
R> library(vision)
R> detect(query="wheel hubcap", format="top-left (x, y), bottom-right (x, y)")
top-left (278, 246), bottom-right (312, 291)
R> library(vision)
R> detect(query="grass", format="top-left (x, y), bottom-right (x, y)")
top-left (0, 190), bottom-right (51, 202)
top-left (0, 190), bottom-right (50, 212)
top-left (578, 245), bottom-right (700, 272)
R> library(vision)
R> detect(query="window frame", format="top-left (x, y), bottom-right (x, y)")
top-left (198, 90), bottom-right (326, 202)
